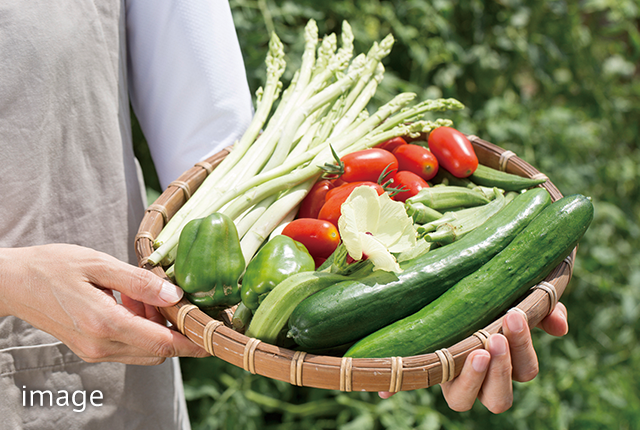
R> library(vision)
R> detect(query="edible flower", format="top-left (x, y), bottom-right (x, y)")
top-left (338, 186), bottom-right (416, 272)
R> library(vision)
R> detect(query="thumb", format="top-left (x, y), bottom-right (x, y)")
top-left (537, 302), bottom-right (569, 337)
top-left (86, 255), bottom-right (184, 307)
top-left (120, 267), bottom-right (184, 307)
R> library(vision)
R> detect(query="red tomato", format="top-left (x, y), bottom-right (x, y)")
top-left (298, 179), bottom-right (334, 219)
top-left (318, 182), bottom-right (385, 227)
top-left (392, 144), bottom-right (439, 181)
top-left (403, 134), bottom-right (428, 144)
top-left (339, 148), bottom-right (398, 183)
top-left (376, 136), bottom-right (407, 153)
top-left (313, 257), bottom-right (327, 269)
top-left (387, 170), bottom-right (429, 202)
top-left (282, 218), bottom-right (340, 260)
top-left (427, 127), bottom-right (479, 178)
top-left (325, 181), bottom-right (383, 203)
top-left (330, 176), bottom-right (347, 188)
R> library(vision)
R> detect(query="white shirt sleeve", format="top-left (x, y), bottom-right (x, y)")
top-left (126, 0), bottom-right (254, 189)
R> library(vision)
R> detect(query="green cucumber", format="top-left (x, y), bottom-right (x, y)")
top-left (245, 271), bottom-right (348, 345)
top-left (346, 194), bottom-right (593, 358)
top-left (287, 188), bottom-right (552, 350)
top-left (469, 164), bottom-right (546, 191)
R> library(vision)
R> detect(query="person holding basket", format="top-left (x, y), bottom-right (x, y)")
top-left (0, 0), bottom-right (568, 428)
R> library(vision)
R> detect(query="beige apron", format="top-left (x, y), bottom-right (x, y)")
top-left (0, 1), bottom-right (190, 428)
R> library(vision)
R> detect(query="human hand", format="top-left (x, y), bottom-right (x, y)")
top-left (0, 244), bottom-right (209, 365)
top-left (378, 303), bottom-right (569, 414)
top-left (439, 303), bottom-right (568, 413)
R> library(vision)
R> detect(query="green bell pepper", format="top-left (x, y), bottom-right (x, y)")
top-left (241, 235), bottom-right (315, 311)
top-left (174, 212), bottom-right (245, 310)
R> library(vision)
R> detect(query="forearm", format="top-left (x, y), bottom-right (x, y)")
top-left (0, 247), bottom-right (19, 318)
top-left (0, 243), bottom-right (207, 363)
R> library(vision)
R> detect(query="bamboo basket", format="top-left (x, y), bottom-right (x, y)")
top-left (135, 135), bottom-right (576, 392)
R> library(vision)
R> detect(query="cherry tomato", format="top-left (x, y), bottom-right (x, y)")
top-left (387, 170), bottom-right (429, 202)
top-left (427, 127), bottom-right (478, 178)
top-left (331, 176), bottom-right (347, 188)
top-left (376, 136), bottom-right (407, 153)
top-left (325, 181), bottom-right (384, 203)
top-left (281, 218), bottom-right (341, 260)
top-left (313, 257), bottom-right (327, 269)
top-left (392, 144), bottom-right (439, 181)
top-left (318, 182), bottom-right (385, 227)
top-left (339, 148), bottom-right (398, 183)
top-left (298, 179), bottom-right (334, 219)
top-left (403, 134), bottom-right (428, 144)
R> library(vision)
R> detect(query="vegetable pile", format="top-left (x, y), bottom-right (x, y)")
top-left (148, 20), bottom-right (593, 359)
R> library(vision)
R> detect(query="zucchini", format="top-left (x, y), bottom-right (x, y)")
top-left (469, 164), bottom-right (546, 191)
top-left (245, 271), bottom-right (348, 345)
top-left (287, 188), bottom-right (552, 350)
top-left (345, 194), bottom-right (593, 358)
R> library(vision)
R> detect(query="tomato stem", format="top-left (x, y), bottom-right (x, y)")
top-left (319, 144), bottom-right (345, 179)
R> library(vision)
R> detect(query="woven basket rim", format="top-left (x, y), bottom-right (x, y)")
top-left (135, 135), bottom-right (575, 392)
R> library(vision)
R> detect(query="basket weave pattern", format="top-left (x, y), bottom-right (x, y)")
top-left (135, 136), bottom-right (575, 392)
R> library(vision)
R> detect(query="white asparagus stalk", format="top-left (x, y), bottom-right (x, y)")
top-left (289, 103), bottom-right (330, 156)
top-left (234, 194), bottom-right (278, 239)
top-left (222, 70), bottom-right (301, 179)
top-left (288, 120), bottom-right (322, 160)
top-left (239, 178), bottom-right (316, 264)
top-left (268, 208), bottom-right (298, 241)
top-left (378, 98), bottom-right (465, 133)
top-left (154, 31), bottom-right (286, 247)
top-left (261, 34), bottom-right (387, 172)
top-left (341, 109), bottom-right (370, 136)
top-left (260, 25), bottom-right (356, 172)
top-left (217, 20), bottom-right (319, 183)
top-left (306, 95), bottom-right (347, 152)
top-left (328, 34), bottom-right (394, 131)
top-left (311, 32), bottom-right (336, 80)
top-left (330, 62), bottom-right (385, 138)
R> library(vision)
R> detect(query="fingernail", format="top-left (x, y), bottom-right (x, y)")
top-left (560, 306), bottom-right (568, 322)
top-left (489, 335), bottom-right (507, 356)
top-left (159, 281), bottom-right (183, 304)
top-left (559, 306), bottom-right (569, 333)
top-left (506, 311), bottom-right (525, 333)
top-left (472, 353), bottom-right (490, 373)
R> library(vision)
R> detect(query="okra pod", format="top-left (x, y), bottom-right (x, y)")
top-left (405, 185), bottom-right (490, 212)
top-left (420, 189), bottom-right (507, 244)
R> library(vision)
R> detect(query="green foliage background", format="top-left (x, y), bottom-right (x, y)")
top-left (133, 0), bottom-right (640, 428)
